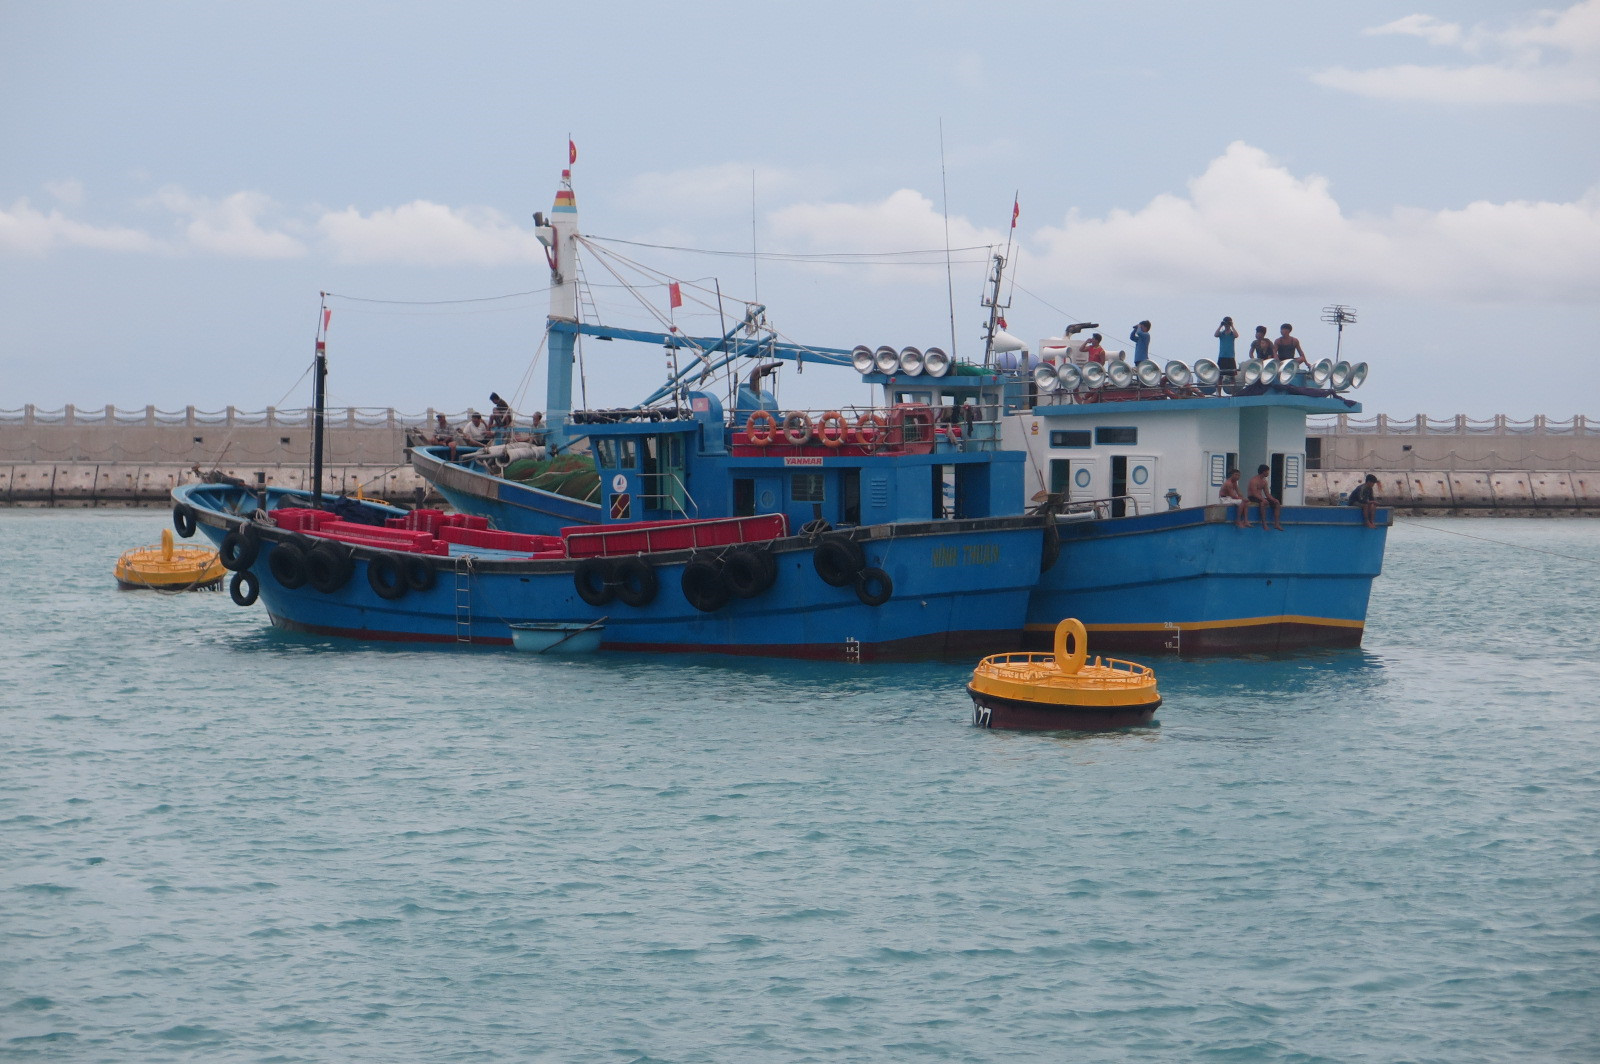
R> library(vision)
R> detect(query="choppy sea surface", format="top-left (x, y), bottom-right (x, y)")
top-left (2, 510), bottom-right (1597, 1063)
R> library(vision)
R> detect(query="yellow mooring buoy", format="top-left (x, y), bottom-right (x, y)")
top-left (967, 618), bottom-right (1161, 730)
top-left (114, 527), bottom-right (227, 591)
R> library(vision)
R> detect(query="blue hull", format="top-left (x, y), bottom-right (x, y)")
top-left (186, 491), bottom-right (1047, 661)
top-left (1027, 504), bottom-right (1388, 654)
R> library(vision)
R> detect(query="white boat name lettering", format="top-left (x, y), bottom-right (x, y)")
top-left (783, 457), bottom-right (824, 466)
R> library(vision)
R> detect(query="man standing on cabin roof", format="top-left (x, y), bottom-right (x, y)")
top-left (1129, 320), bottom-right (1152, 364)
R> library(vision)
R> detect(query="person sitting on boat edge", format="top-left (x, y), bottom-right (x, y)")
top-left (488, 392), bottom-right (513, 442)
top-left (1247, 464), bottom-right (1284, 531)
top-left (456, 410), bottom-right (491, 456)
top-left (1348, 473), bottom-right (1380, 529)
top-left (1129, 320), bottom-right (1152, 364)
top-left (1219, 468), bottom-right (1250, 528)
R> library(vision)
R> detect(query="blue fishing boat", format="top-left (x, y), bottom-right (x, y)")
top-left (177, 160), bottom-right (1388, 658)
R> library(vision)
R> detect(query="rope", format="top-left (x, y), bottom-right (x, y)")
top-left (1404, 520), bottom-right (1598, 565)
top-left (584, 234), bottom-right (994, 265)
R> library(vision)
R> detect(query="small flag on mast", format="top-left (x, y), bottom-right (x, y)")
top-left (569, 139), bottom-right (577, 165)
top-left (322, 307), bottom-right (332, 333)
top-left (668, 282), bottom-right (682, 309)
top-left (1011, 198), bottom-right (1019, 229)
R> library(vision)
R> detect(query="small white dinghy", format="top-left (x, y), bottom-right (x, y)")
top-left (509, 618), bottom-right (605, 654)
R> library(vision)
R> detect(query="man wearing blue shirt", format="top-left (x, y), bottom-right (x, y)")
top-left (1129, 320), bottom-right (1152, 364)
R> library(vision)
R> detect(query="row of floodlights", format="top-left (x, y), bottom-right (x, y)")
top-left (1034, 356), bottom-right (1370, 394)
top-left (851, 345), bottom-right (952, 377)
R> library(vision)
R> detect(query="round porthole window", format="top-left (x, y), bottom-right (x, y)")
top-left (759, 490), bottom-right (776, 509)
top-left (1073, 468), bottom-right (1091, 488)
top-left (1132, 465), bottom-right (1149, 485)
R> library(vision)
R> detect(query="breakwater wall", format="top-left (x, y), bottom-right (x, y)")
top-left (1305, 414), bottom-right (1600, 514)
top-left (4, 406), bottom-right (1597, 513)
top-left (0, 405), bottom-right (440, 506)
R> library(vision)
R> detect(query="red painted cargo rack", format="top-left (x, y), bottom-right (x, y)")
top-left (562, 514), bottom-right (788, 558)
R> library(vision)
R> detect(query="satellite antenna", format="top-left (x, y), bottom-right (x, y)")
top-left (1321, 304), bottom-right (1358, 361)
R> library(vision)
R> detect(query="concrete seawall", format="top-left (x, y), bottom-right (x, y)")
top-left (4, 405), bottom-right (1597, 513)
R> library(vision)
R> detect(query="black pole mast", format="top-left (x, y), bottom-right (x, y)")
top-left (312, 294), bottom-right (329, 508)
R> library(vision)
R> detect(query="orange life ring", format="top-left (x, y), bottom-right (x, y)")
top-left (816, 410), bottom-right (847, 448)
top-left (854, 412), bottom-right (887, 450)
top-left (745, 409), bottom-right (777, 445)
top-left (781, 411), bottom-right (813, 446)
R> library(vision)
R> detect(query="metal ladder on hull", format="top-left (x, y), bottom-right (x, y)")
top-left (454, 555), bottom-right (473, 643)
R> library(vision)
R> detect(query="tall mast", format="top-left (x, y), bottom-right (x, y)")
top-left (312, 295), bottom-right (330, 507)
top-left (536, 161), bottom-right (581, 450)
top-left (980, 252), bottom-right (1007, 366)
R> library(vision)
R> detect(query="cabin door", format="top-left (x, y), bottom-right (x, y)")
top-left (1125, 455), bottom-right (1158, 515)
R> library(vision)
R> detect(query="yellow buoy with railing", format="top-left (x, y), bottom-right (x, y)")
top-left (114, 528), bottom-right (227, 591)
top-left (967, 618), bottom-right (1161, 730)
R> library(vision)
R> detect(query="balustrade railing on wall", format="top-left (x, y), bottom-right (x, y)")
top-left (1308, 414), bottom-right (1594, 436)
top-left (0, 406), bottom-right (476, 428)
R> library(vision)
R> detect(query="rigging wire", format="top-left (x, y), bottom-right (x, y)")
top-left (585, 233), bottom-right (994, 264)
top-left (321, 289), bottom-right (549, 306)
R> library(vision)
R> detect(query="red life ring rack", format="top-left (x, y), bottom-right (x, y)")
top-left (854, 411), bottom-right (887, 451)
top-left (745, 409), bottom-right (778, 445)
top-left (816, 410), bottom-right (848, 448)
top-left (781, 411), bottom-right (813, 446)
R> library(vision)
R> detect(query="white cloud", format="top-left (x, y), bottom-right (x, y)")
top-left (314, 200), bottom-right (541, 266)
top-left (1023, 142), bottom-right (1600, 303)
top-left (0, 197), bottom-right (164, 255)
top-left (148, 187), bottom-right (305, 259)
top-left (44, 179), bottom-right (84, 206)
top-left (622, 163), bottom-right (809, 221)
top-left (1314, 0), bottom-right (1600, 103)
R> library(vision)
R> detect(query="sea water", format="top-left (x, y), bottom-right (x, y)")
top-left (2, 510), bottom-right (1596, 1063)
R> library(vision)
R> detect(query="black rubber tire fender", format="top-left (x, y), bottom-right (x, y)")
top-left (307, 544), bottom-right (354, 594)
top-left (1040, 518), bottom-right (1061, 574)
top-left (574, 557), bottom-right (615, 607)
top-left (268, 539), bottom-right (309, 589)
top-left (681, 556), bottom-right (731, 613)
top-left (228, 570), bottom-right (260, 607)
top-left (813, 535), bottom-right (864, 588)
top-left (367, 554), bottom-right (408, 601)
top-left (173, 504), bottom-right (198, 538)
top-left (724, 547), bottom-right (775, 599)
top-left (854, 566), bottom-right (893, 607)
top-left (218, 525), bottom-right (260, 572)
top-left (403, 555), bottom-right (436, 592)
top-left (614, 557), bottom-right (659, 607)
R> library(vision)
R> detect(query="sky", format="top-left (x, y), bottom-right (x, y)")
top-left (2, 0), bottom-right (1597, 421)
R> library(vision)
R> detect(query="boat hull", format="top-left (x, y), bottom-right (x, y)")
top-left (182, 488), bottom-right (1048, 661)
top-left (411, 445), bottom-right (600, 535)
top-left (1027, 504), bottom-right (1387, 655)
top-left (967, 686), bottom-right (1160, 731)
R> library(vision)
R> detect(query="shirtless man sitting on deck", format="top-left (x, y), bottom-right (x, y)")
top-left (1247, 465), bottom-right (1284, 530)
top-left (1219, 469), bottom-right (1250, 528)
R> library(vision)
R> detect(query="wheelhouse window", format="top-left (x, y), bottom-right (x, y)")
top-left (1050, 430), bottom-right (1092, 448)
top-left (791, 473), bottom-right (824, 503)
top-left (594, 439), bottom-right (617, 467)
top-left (1094, 427), bottom-right (1138, 445)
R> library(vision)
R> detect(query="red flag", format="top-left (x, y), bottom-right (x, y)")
top-left (569, 139), bottom-right (577, 165)
top-left (668, 282), bottom-right (682, 309)
top-left (322, 307), bottom-right (332, 333)
top-left (1011, 198), bottom-right (1019, 229)
top-left (997, 316), bottom-right (1007, 330)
